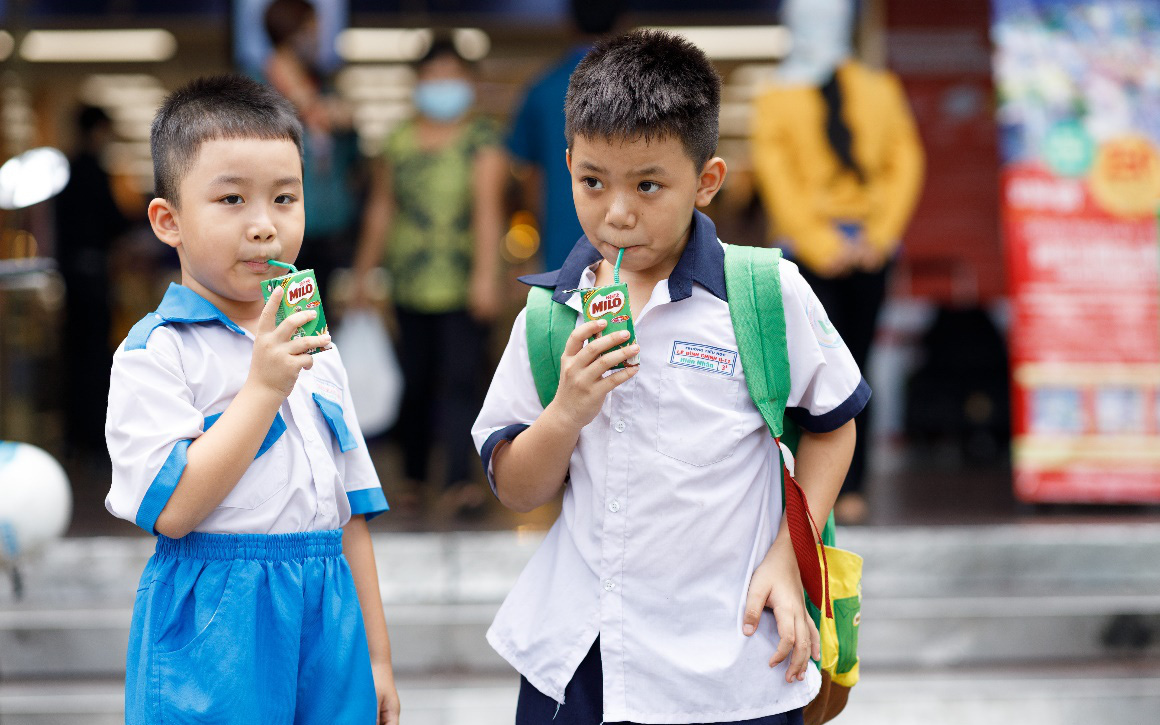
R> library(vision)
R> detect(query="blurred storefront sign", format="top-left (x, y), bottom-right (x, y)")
top-left (992, 0), bottom-right (1160, 502)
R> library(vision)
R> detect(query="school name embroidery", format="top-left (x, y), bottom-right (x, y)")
top-left (669, 341), bottom-right (738, 376)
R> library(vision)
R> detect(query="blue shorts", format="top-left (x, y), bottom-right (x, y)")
top-left (125, 530), bottom-right (376, 724)
top-left (515, 638), bottom-right (806, 725)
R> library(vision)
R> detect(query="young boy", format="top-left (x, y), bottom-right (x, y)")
top-left (472, 31), bottom-right (868, 724)
top-left (105, 75), bottom-right (400, 725)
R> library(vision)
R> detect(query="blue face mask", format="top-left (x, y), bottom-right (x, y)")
top-left (413, 80), bottom-right (474, 121)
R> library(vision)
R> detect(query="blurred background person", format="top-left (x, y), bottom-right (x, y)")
top-left (263, 0), bottom-right (361, 306)
top-left (751, 0), bottom-right (924, 525)
top-left (54, 105), bottom-right (130, 461)
top-left (504, 0), bottom-right (624, 272)
top-left (351, 37), bottom-right (505, 519)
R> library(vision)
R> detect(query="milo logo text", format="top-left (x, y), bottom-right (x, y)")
top-left (586, 291), bottom-right (625, 318)
top-left (284, 278), bottom-right (315, 306)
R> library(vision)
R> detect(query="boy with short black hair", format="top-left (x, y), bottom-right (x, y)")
top-left (473, 30), bottom-right (868, 724)
top-left (105, 74), bottom-right (399, 724)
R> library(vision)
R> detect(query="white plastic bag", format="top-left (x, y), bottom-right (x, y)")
top-left (331, 310), bottom-right (402, 437)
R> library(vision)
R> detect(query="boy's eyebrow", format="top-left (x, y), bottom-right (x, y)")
top-left (208, 174), bottom-right (302, 187)
top-left (630, 165), bottom-right (670, 177)
top-left (208, 174), bottom-right (247, 186)
top-left (576, 160), bottom-right (671, 178)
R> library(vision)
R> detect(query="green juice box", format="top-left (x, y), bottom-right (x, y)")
top-left (580, 282), bottom-right (640, 369)
top-left (261, 268), bottom-right (331, 354)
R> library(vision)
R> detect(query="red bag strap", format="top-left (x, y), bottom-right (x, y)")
top-left (777, 437), bottom-right (832, 619)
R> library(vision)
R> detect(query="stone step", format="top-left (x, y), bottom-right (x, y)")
top-left (3, 525), bottom-right (1158, 678)
top-left (3, 662), bottom-right (1159, 725)
top-left (5, 524), bottom-right (1160, 608)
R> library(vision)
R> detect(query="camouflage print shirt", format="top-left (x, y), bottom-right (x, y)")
top-left (381, 116), bottom-right (500, 313)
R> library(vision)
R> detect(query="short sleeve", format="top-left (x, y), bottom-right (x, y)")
top-left (471, 308), bottom-right (545, 494)
top-left (105, 329), bottom-right (204, 534)
top-left (779, 260), bottom-right (871, 432)
top-left (327, 346), bottom-right (389, 521)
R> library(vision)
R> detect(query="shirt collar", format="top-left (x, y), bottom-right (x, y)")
top-left (517, 210), bottom-right (727, 304)
top-left (155, 283), bottom-right (249, 337)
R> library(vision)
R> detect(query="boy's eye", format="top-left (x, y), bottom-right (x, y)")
top-left (581, 177), bottom-right (603, 190)
top-left (275, 194), bottom-right (297, 204)
top-left (221, 194), bottom-right (243, 205)
top-left (638, 181), bottom-right (661, 194)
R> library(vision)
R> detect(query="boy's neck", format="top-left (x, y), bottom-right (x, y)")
top-left (182, 275), bottom-right (265, 335)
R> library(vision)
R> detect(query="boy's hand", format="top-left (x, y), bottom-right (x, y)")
top-left (246, 287), bottom-right (331, 398)
top-left (743, 545), bottom-right (821, 684)
top-left (372, 660), bottom-right (400, 725)
top-left (548, 319), bottom-right (639, 431)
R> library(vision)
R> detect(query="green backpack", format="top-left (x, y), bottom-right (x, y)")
top-left (524, 244), bottom-right (860, 724)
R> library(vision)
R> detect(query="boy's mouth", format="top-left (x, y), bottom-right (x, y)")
top-left (243, 259), bottom-right (272, 273)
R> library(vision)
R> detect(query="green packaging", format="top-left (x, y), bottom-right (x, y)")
top-left (261, 266), bottom-right (331, 354)
top-left (580, 281), bottom-right (639, 368)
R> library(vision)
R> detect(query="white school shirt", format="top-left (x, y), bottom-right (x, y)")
top-left (471, 211), bottom-right (869, 724)
top-left (105, 283), bottom-right (388, 535)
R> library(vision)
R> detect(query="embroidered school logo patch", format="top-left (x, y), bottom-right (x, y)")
top-left (808, 294), bottom-right (843, 349)
top-left (669, 341), bottom-right (738, 376)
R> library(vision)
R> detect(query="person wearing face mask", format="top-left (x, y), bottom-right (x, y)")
top-left (750, 0), bottom-right (924, 525)
top-left (351, 37), bottom-right (505, 519)
top-left (263, 0), bottom-right (359, 310)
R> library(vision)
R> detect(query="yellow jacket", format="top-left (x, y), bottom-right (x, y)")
top-left (750, 61), bottom-right (925, 274)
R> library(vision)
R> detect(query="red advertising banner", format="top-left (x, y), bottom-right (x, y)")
top-left (993, 1), bottom-right (1160, 502)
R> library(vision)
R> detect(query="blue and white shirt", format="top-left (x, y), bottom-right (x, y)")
top-left (471, 211), bottom-right (869, 723)
top-left (105, 283), bottom-right (388, 535)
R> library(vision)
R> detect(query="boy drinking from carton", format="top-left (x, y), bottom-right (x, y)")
top-left (472, 31), bottom-right (868, 724)
top-left (105, 75), bottom-right (399, 724)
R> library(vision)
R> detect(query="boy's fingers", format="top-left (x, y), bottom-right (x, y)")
top-left (288, 335), bottom-right (330, 355)
top-left (596, 363), bottom-right (638, 394)
top-left (600, 344), bottom-right (640, 372)
top-left (564, 320), bottom-right (605, 356)
top-left (769, 627), bottom-right (794, 669)
top-left (258, 287), bottom-right (283, 333)
top-left (276, 310), bottom-right (318, 338)
top-left (768, 601), bottom-right (800, 669)
top-left (788, 612), bottom-right (813, 681)
top-left (741, 576), bottom-right (769, 637)
top-left (581, 329), bottom-right (631, 363)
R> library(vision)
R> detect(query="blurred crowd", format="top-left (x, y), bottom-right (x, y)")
top-left (38, 0), bottom-right (924, 527)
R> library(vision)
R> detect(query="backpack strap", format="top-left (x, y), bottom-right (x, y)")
top-left (724, 244), bottom-right (834, 617)
top-left (723, 245), bottom-right (791, 438)
top-left (525, 286), bottom-right (579, 409)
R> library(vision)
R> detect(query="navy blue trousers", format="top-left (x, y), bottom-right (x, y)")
top-left (515, 638), bottom-right (806, 725)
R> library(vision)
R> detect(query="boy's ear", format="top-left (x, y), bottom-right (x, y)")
top-left (694, 156), bottom-right (727, 208)
top-left (565, 148), bottom-right (572, 173)
top-left (148, 198), bottom-right (182, 250)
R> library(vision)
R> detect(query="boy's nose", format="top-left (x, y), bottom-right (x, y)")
top-left (606, 194), bottom-right (636, 229)
top-left (248, 214), bottom-right (277, 241)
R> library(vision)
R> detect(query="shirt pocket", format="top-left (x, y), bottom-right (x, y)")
top-left (655, 367), bottom-right (744, 467)
top-left (212, 412), bottom-right (290, 510)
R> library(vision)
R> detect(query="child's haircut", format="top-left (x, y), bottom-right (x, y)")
top-left (150, 74), bottom-right (303, 203)
top-left (564, 29), bottom-right (721, 168)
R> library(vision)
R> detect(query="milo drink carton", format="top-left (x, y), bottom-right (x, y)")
top-left (261, 266), bottom-right (331, 354)
top-left (580, 282), bottom-right (639, 369)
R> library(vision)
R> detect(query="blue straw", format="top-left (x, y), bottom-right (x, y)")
top-left (614, 248), bottom-right (624, 284)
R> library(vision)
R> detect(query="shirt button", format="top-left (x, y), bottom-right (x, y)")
top-left (614, 419), bottom-right (626, 433)
top-left (608, 500), bottom-right (620, 513)
top-left (604, 579), bottom-right (615, 591)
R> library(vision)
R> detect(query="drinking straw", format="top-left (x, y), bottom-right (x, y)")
top-left (267, 260), bottom-right (298, 273)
